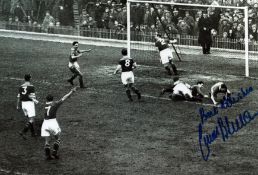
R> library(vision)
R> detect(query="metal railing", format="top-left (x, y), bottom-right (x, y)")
top-left (2, 23), bottom-right (258, 52)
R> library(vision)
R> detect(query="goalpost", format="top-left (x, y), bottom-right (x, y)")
top-left (126, 0), bottom-right (250, 77)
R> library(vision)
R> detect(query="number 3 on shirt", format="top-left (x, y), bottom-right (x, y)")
top-left (22, 87), bottom-right (27, 95)
top-left (125, 60), bottom-right (130, 67)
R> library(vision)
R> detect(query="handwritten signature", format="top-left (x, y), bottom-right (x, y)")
top-left (198, 87), bottom-right (253, 125)
top-left (199, 110), bottom-right (258, 161)
top-left (197, 86), bottom-right (254, 161)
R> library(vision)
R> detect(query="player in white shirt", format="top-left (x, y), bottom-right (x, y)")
top-left (210, 82), bottom-right (231, 105)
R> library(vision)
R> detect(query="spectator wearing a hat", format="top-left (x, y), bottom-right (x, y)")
top-left (143, 10), bottom-right (153, 27)
top-left (218, 18), bottom-right (230, 36)
top-left (198, 11), bottom-right (213, 54)
top-left (235, 24), bottom-right (245, 41)
top-left (249, 24), bottom-right (258, 42)
top-left (102, 7), bottom-right (110, 29)
top-left (131, 3), bottom-right (144, 28)
top-left (171, 8), bottom-right (180, 26)
top-left (177, 19), bottom-right (191, 35)
top-left (42, 11), bottom-right (55, 33)
top-left (183, 11), bottom-right (195, 34)
top-left (94, 2), bottom-right (105, 28)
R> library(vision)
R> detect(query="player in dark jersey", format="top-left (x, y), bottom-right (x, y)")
top-left (155, 34), bottom-right (178, 76)
top-left (67, 41), bottom-right (91, 88)
top-left (41, 87), bottom-right (77, 160)
top-left (114, 48), bottom-right (141, 101)
top-left (191, 81), bottom-right (208, 100)
top-left (17, 74), bottom-right (39, 139)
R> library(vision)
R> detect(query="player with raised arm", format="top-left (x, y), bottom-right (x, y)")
top-left (155, 34), bottom-right (178, 76)
top-left (41, 87), bottom-right (77, 160)
top-left (67, 41), bottom-right (91, 88)
top-left (210, 82), bottom-right (231, 105)
top-left (17, 74), bottom-right (39, 139)
top-left (114, 48), bottom-right (141, 102)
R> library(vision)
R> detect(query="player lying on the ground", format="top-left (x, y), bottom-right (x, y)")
top-left (210, 82), bottom-right (231, 105)
top-left (160, 77), bottom-right (208, 102)
top-left (191, 81), bottom-right (209, 99)
top-left (17, 74), bottom-right (39, 139)
top-left (155, 33), bottom-right (178, 76)
top-left (114, 48), bottom-right (141, 102)
top-left (41, 87), bottom-right (77, 160)
top-left (67, 41), bottom-right (92, 88)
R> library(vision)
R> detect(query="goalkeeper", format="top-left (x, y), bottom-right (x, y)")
top-left (155, 34), bottom-right (178, 76)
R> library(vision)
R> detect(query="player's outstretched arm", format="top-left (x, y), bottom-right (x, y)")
top-left (80, 49), bottom-right (92, 53)
top-left (61, 87), bottom-right (77, 102)
top-left (211, 93), bottom-right (217, 105)
top-left (114, 65), bottom-right (121, 74)
top-left (169, 39), bottom-right (177, 44)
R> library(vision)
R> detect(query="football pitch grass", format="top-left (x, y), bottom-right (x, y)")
top-left (1, 37), bottom-right (258, 175)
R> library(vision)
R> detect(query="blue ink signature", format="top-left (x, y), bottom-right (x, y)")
top-left (198, 87), bottom-right (253, 125)
top-left (199, 110), bottom-right (258, 161)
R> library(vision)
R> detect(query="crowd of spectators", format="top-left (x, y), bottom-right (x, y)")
top-left (1, 0), bottom-right (74, 32)
top-left (78, 0), bottom-right (258, 43)
top-left (1, 0), bottom-right (258, 44)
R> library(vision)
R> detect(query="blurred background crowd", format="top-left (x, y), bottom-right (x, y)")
top-left (0, 0), bottom-right (258, 43)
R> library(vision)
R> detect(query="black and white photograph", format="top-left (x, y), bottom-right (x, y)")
top-left (1, 0), bottom-right (258, 174)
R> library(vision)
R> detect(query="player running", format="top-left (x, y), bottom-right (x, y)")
top-left (210, 82), bottom-right (231, 105)
top-left (155, 34), bottom-right (178, 76)
top-left (41, 87), bottom-right (77, 160)
top-left (114, 48), bottom-right (141, 101)
top-left (17, 74), bottom-right (39, 139)
top-left (67, 41), bottom-right (91, 88)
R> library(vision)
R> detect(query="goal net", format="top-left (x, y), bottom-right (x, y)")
top-left (127, 0), bottom-right (257, 78)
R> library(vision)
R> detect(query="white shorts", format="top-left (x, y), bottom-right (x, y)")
top-left (160, 48), bottom-right (173, 65)
top-left (41, 119), bottom-right (61, 137)
top-left (173, 83), bottom-right (192, 97)
top-left (68, 62), bottom-right (80, 70)
top-left (21, 101), bottom-right (35, 118)
top-left (121, 71), bottom-right (134, 85)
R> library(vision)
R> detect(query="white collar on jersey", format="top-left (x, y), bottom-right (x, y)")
top-left (46, 101), bottom-right (53, 105)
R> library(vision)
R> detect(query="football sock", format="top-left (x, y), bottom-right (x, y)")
top-left (29, 122), bottom-right (35, 136)
top-left (45, 144), bottom-right (51, 157)
top-left (79, 76), bottom-right (85, 88)
top-left (171, 64), bottom-right (178, 75)
top-left (165, 67), bottom-right (172, 75)
top-left (131, 87), bottom-right (141, 99)
top-left (70, 74), bottom-right (77, 81)
top-left (22, 122), bottom-right (30, 133)
top-left (126, 89), bottom-right (133, 101)
top-left (53, 139), bottom-right (60, 153)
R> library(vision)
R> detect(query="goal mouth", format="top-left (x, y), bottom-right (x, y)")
top-left (126, 0), bottom-right (252, 77)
